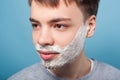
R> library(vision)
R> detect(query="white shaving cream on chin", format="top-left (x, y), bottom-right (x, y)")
top-left (35, 24), bottom-right (88, 69)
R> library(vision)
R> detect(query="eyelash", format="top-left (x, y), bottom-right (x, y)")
top-left (32, 23), bottom-right (38, 28)
top-left (54, 24), bottom-right (68, 30)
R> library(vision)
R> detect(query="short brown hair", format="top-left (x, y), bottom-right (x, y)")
top-left (29, 0), bottom-right (100, 20)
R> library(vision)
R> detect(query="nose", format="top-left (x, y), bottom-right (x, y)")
top-left (38, 27), bottom-right (54, 46)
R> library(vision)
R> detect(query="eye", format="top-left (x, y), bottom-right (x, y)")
top-left (32, 23), bottom-right (38, 28)
top-left (31, 23), bottom-right (40, 30)
top-left (54, 24), bottom-right (68, 31)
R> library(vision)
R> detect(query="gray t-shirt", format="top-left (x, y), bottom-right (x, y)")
top-left (8, 59), bottom-right (120, 80)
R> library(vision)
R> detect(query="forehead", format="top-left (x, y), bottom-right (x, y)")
top-left (30, 0), bottom-right (83, 23)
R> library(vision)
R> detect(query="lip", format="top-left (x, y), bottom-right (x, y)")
top-left (37, 51), bottom-right (59, 61)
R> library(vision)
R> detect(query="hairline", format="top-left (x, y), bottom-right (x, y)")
top-left (28, 0), bottom-right (95, 22)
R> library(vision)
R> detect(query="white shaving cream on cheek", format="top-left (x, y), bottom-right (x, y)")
top-left (35, 24), bottom-right (88, 69)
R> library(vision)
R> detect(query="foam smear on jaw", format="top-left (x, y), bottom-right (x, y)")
top-left (35, 23), bottom-right (88, 69)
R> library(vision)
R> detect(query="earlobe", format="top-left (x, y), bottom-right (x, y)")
top-left (86, 15), bottom-right (96, 38)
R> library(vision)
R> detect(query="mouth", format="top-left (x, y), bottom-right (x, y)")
top-left (37, 50), bottom-right (59, 61)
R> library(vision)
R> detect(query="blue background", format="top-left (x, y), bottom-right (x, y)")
top-left (0, 0), bottom-right (120, 80)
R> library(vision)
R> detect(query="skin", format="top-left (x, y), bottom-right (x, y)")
top-left (30, 0), bottom-right (96, 79)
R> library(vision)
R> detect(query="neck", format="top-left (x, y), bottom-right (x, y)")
top-left (49, 50), bottom-right (91, 80)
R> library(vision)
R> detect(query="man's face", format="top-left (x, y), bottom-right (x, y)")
top-left (30, 0), bottom-right (88, 68)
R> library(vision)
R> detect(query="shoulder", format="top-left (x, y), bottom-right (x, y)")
top-left (96, 61), bottom-right (120, 73)
top-left (93, 60), bottom-right (120, 79)
top-left (8, 63), bottom-right (66, 80)
top-left (8, 63), bottom-right (48, 80)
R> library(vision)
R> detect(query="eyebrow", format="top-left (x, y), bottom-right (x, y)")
top-left (29, 18), bottom-right (39, 23)
top-left (48, 18), bottom-right (71, 23)
top-left (29, 17), bottom-right (71, 23)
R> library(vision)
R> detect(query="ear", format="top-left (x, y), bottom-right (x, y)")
top-left (86, 15), bottom-right (96, 38)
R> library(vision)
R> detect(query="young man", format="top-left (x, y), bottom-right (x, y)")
top-left (8, 0), bottom-right (120, 80)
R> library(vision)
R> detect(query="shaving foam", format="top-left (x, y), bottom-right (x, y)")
top-left (35, 24), bottom-right (88, 69)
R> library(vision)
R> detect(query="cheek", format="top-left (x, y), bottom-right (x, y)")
top-left (53, 30), bottom-right (77, 48)
top-left (32, 31), bottom-right (38, 44)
